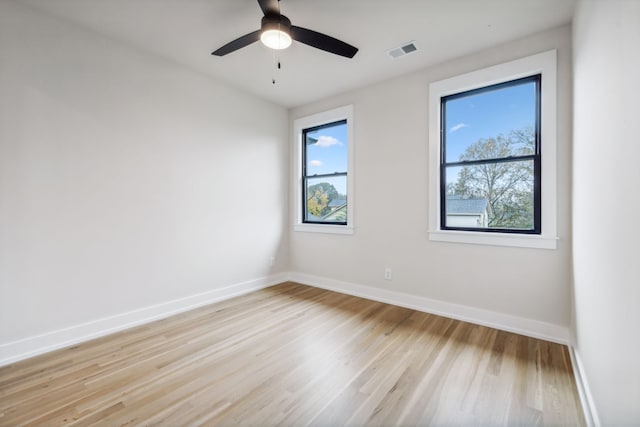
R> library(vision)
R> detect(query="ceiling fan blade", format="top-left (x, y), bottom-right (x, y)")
top-left (211, 30), bottom-right (261, 56)
top-left (257, 0), bottom-right (280, 16)
top-left (290, 26), bottom-right (358, 58)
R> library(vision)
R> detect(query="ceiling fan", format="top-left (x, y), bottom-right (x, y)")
top-left (211, 0), bottom-right (358, 58)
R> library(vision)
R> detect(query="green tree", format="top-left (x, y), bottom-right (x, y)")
top-left (307, 182), bottom-right (339, 217)
top-left (453, 127), bottom-right (535, 228)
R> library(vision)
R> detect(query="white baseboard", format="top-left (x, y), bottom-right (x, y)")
top-left (568, 346), bottom-right (601, 427)
top-left (0, 273), bottom-right (287, 367)
top-left (288, 272), bottom-right (571, 345)
top-left (1, 271), bottom-right (572, 368)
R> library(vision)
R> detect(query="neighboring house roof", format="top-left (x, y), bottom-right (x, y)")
top-left (322, 204), bottom-right (347, 221)
top-left (328, 198), bottom-right (347, 208)
top-left (446, 196), bottom-right (488, 215)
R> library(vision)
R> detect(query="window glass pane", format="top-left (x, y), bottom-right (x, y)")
top-left (444, 80), bottom-right (536, 163)
top-left (444, 159), bottom-right (534, 230)
top-left (305, 121), bottom-right (347, 175)
top-left (304, 176), bottom-right (347, 223)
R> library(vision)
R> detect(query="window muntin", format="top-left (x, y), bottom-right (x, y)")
top-left (302, 120), bottom-right (348, 225)
top-left (440, 75), bottom-right (541, 234)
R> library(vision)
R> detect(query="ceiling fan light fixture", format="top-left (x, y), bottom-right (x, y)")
top-left (260, 14), bottom-right (292, 50)
top-left (260, 28), bottom-right (292, 50)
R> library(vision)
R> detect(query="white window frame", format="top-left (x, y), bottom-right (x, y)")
top-left (293, 105), bottom-right (354, 234)
top-left (428, 50), bottom-right (558, 249)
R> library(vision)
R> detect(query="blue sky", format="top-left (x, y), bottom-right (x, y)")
top-left (306, 121), bottom-right (348, 195)
top-left (444, 80), bottom-right (536, 162)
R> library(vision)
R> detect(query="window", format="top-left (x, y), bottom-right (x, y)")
top-left (429, 50), bottom-right (557, 249)
top-left (294, 105), bottom-right (354, 234)
top-left (302, 120), bottom-right (348, 224)
top-left (441, 75), bottom-right (541, 234)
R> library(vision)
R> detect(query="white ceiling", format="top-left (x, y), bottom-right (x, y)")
top-left (21, 0), bottom-right (576, 108)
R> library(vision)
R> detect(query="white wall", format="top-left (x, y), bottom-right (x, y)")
top-left (290, 26), bottom-right (573, 336)
top-left (572, 0), bottom-right (640, 424)
top-left (0, 2), bottom-right (288, 361)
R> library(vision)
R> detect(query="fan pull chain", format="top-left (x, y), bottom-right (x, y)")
top-left (271, 49), bottom-right (281, 84)
top-left (272, 49), bottom-right (276, 84)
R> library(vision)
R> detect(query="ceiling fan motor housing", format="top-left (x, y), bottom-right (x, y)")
top-left (261, 14), bottom-right (291, 34)
top-left (260, 14), bottom-right (292, 49)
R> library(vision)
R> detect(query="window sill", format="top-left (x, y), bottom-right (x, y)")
top-left (428, 230), bottom-right (557, 249)
top-left (294, 224), bottom-right (354, 235)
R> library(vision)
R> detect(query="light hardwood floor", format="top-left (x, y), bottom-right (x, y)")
top-left (0, 282), bottom-right (585, 426)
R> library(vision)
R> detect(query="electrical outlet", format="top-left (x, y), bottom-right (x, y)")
top-left (384, 268), bottom-right (392, 280)
top-left (269, 256), bottom-right (275, 267)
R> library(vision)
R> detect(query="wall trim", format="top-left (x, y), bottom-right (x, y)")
top-left (568, 346), bottom-right (601, 427)
top-left (288, 272), bottom-right (571, 344)
top-left (0, 273), bottom-right (287, 367)
top-left (2, 272), bottom-right (572, 367)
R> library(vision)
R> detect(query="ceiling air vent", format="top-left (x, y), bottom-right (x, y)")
top-left (387, 41), bottom-right (418, 59)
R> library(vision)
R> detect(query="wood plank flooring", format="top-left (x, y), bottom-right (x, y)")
top-left (0, 282), bottom-right (585, 426)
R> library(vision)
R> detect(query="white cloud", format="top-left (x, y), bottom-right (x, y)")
top-left (309, 160), bottom-right (323, 167)
top-left (449, 123), bottom-right (469, 133)
top-left (315, 135), bottom-right (342, 147)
